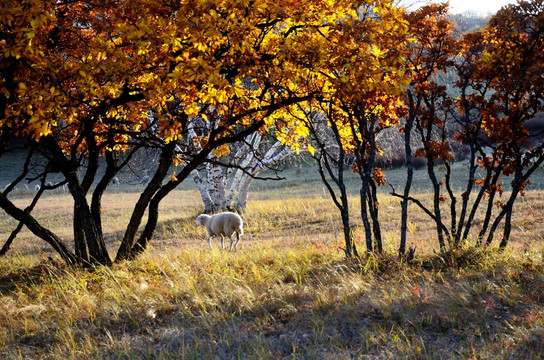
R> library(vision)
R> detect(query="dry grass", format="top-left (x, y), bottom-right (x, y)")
top-left (0, 183), bottom-right (543, 359)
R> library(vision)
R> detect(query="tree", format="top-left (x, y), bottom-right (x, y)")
top-left (297, 0), bottom-right (410, 255)
top-left (191, 131), bottom-right (297, 213)
top-left (301, 106), bottom-right (359, 258)
top-left (471, 0), bottom-right (544, 249)
top-left (0, 0), bottom-right (355, 266)
top-left (394, 3), bottom-right (458, 254)
top-left (394, 3), bottom-right (458, 256)
top-left (391, 0), bottom-right (544, 253)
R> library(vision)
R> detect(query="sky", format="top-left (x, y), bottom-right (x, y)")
top-left (445, 0), bottom-right (519, 15)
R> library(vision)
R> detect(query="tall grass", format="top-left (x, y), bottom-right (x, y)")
top-left (0, 184), bottom-right (543, 359)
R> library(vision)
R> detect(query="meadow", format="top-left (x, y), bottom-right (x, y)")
top-left (0, 165), bottom-right (543, 359)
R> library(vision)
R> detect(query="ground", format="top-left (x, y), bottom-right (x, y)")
top-left (0, 165), bottom-right (543, 359)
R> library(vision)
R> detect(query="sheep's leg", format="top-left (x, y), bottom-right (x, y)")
top-left (208, 236), bottom-right (212, 249)
top-left (233, 232), bottom-right (241, 250)
top-left (220, 235), bottom-right (225, 249)
top-left (228, 235), bottom-right (234, 252)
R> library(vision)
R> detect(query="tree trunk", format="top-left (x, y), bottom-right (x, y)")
top-left (477, 179), bottom-right (500, 245)
top-left (116, 142), bottom-right (176, 262)
top-left (0, 184), bottom-right (45, 256)
top-left (130, 180), bottom-right (177, 258)
top-left (234, 145), bottom-right (293, 211)
top-left (73, 211), bottom-right (89, 263)
top-left (427, 160), bottom-right (446, 252)
top-left (128, 153), bottom-right (208, 259)
top-left (485, 176), bottom-right (521, 247)
top-left (191, 169), bottom-right (214, 213)
top-left (226, 134), bottom-right (261, 207)
top-left (360, 185), bottom-right (373, 252)
top-left (454, 142), bottom-right (477, 247)
top-left (68, 176), bottom-right (111, 265)
top-left (360, 122), bottom-right (380, 253)
top-left (0, 193), bottom-right (77, 265)
top-left (368, 182), bottom-right (382, 253)
top-left (207, 162), bottom-right (227, 211)
top-left (444, 162), bottom-right (457, 240)
top-left (400, 116), bottom-right (414, 256)
top-left (499, 206), bottom-right (513, 249)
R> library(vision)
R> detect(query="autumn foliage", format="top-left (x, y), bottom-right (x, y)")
top-left (0, 0), bottom-right (363, 265)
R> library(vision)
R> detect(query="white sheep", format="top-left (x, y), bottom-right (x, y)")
top-left (196, 212), bottom-right (244, 251)
top-left (34, 184), bottom-right (40, 192)
top-left (112, 176), bottom-right (120, 186)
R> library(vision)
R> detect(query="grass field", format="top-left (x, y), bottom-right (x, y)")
top-left (0, 164), bottom-right (543, 359)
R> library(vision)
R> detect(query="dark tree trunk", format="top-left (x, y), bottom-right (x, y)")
top-left (0, 193), bottom-right (77, 265)
top-left (359, 185), bottom-right (373, 252)
top-left (417, 107), bottom-right (446, 252)
top-left (349, 113), bottom-right (375, 253)
top-left (129, 146), bottom-right (213, 259)
top-left (340, 181), bottom-right (357, 258)
top-left (485, 193), bottom-right (517, 247)
top-left (315, 149), bottom-right (356, 258)
top-left (368, 183), bottom-right (382, 253)
top-left (116, 142), bottom-right (176, 262)
top-left (0, 221), bottom-right (24, 256)
top-left (90, 152), bottom-right (118, 238)
top-left (499, 207), bottom-right (513, 249)
top-left (454, 142), bottom-right (477, 247)
top-left (129, 181), bottom-right (177, 259)
top-left (359, 120), bottom-right (380, 253)
top-left (477, 174), bottom-right (501, 246)
top-left (324, 114), bottom-right (357, 257)
top-left (41, 136), bottom-right (110, 265)
top-left (73, 211), bottom-right (89, 262)
top-left (0, 184), bottom-right (45, 256)
top-left (68, 175), bottom-right (111, 265)
top-left (400, 114), bottom-right (414, 256)
top-left (485, 169), bottom-right (522, 247)
top-left (444, 162), bottom-right (457, 240)
top-left (427, 159), bottom-right (446, 252)
top-left (358, 138), bottom-right (374, 252)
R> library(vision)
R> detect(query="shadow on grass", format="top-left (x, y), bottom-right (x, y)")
top-left (0, 260), bottom-right (64, 296)
top-left (3, 252), bottom-right (543, 359)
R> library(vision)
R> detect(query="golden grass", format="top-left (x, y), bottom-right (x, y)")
top-left (0, 187), bottom-right (543, 359)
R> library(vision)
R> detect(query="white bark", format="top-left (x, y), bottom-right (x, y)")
top-left (191, 169), bottom-right (214, 213)
top-left (206, 161), bottom-right (227, 211)
top-left (234, 144), bottom-right (294, 210)
top-left (225, 133), bottom-right (260, 180)
top-left (226, 134), bottom-right (262, 207)
top-left (189, 124), bottom-right (295, 211)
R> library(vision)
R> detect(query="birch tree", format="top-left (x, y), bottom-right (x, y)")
top-left (191, 133), bottom-right (296, 212)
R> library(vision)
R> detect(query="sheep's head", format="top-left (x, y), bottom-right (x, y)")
top-left (195, 215), bottom-right (205, 226)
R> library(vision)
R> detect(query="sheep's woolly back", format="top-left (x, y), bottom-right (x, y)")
top-left (196, 212), bottom-right (243, 237)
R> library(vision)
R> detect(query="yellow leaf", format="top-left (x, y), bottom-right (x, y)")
top-left (372, 45), bottom-right (382, 57)
top-left (185, 103), bottom-right (199, 117)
